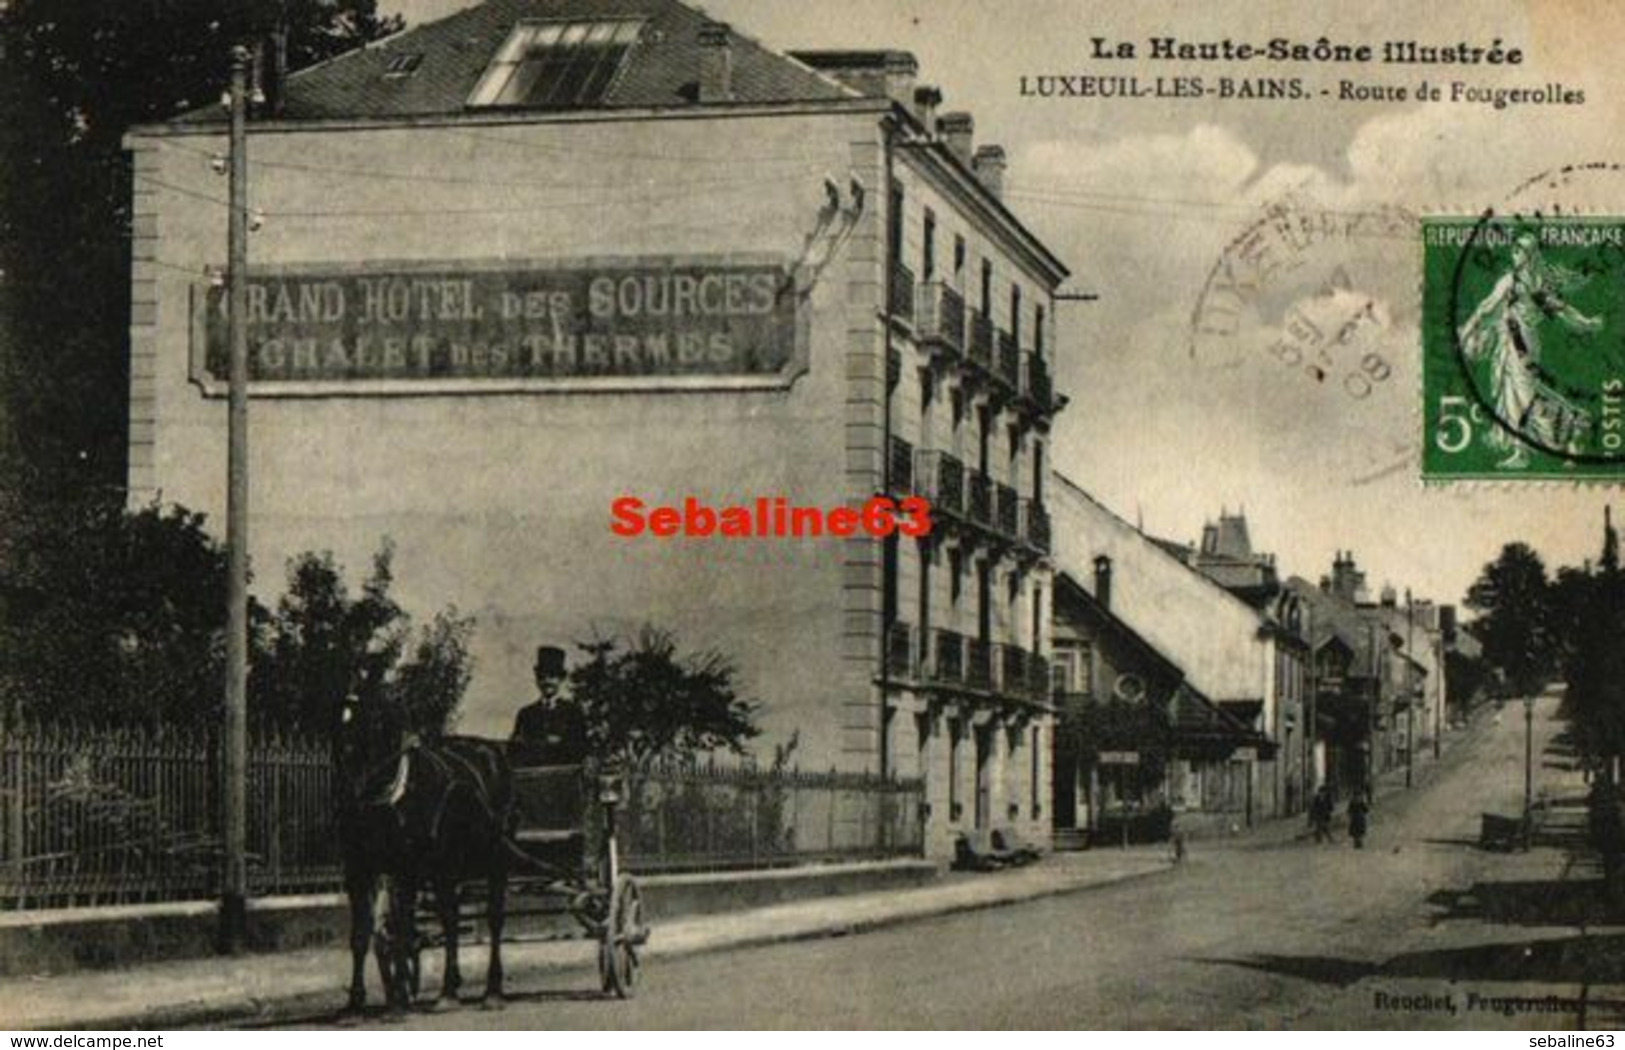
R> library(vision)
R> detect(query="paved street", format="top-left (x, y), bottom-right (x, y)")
top-left (258, 693), bottom-right (1623, 1030)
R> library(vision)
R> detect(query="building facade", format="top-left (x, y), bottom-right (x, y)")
top-left (1049, 476), bottom-right (1309, 825)
top-left (123, 0), bottom-right (1067, 859)
top-left (1050, 566), bottom-right (1265, 844)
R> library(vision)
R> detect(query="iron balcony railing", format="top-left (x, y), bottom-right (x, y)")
top-left (995, 330), bottom-right (1020, 389)
top-left (888, 435), bottom-right (915, 493)
top-left (889, 262), bottom-right (916, 324)
top-left (885, 620), bottom-right (915, 679)
top-left (967, 638), bottom-right (993, 691)
top-left (915, 282), bottom-right (966, 354)
top-left (995, 482), bottom-right (1019, 538)
top-left (967, 470), bottom-right (992, 526)
top-left (1018, 498), bottom-right (1052, 553)
top-left (915, 450), bottom-right (965, 518)
top-left (931, 629), bottom-right (966, 685)
top-left (1024, 351), bottom-right (1054, 410)
top-left (968, 311), bottom-right (994, 368)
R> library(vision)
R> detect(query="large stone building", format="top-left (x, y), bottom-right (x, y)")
top-left (123, 0), bottom-right (1067, 857)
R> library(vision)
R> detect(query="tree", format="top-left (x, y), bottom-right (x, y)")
top-left (0, 498), bottom-right (231, 725)
top-left (1464, 542), bottom-right (1555, 696)
top-left (0, 0), bottom-right (402, 499)
top-left (1563, 513), bottom-right (1625, 775)
top-left (250, 543), bottom-right (475, 738)
top-left (568, 627), bottom-right (759, 770)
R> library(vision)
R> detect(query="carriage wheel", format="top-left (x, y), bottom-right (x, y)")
top-left (598, 875), bottom-right (646, 998)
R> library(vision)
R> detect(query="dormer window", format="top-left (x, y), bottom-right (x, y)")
top-left (383, 53), bottom-right (424, 78)
top-left (468, 19), bottom-right (646, 109)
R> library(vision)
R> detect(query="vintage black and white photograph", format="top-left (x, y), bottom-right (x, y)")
top-left (2, 0), bottom-right (1624, 1031)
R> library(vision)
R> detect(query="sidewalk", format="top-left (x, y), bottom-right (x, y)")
top-left (1, 848), bottom-right (1170, 1030)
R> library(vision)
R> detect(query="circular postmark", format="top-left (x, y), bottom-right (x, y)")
top-left (1187, 185), bottom-right (1421, 484)
top-left (1439, 163), bottom-right (1625, 470)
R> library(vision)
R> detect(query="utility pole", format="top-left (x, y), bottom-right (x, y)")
top-left (1523, 695), bottom-right (1535, 851)
top-left (220, 43), bottom-right (252, 955)
top-left (1405, 589), bottom-right (1414, 790)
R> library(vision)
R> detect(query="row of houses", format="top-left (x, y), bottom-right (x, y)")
top-left (119, 0), bottom-right (1471, 866)
top-left (1048, 480), bottom-right (1470, 844)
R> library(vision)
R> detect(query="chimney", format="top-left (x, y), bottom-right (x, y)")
top-left (1093, 555), bottom-right (1113, 611)
top-left (939, 111), bottom-right (974, 164)
top-left (1439, 605), bottom-right (1457, 642)
top-left (790, 50), bottom-right (917, 108)
top-left (913, 85), bottom-right (942, 136)
top-left (698, 22), bottom-right (733, 103)
top-left (883, 51), bottom-right (918, 108)
top-left (972, 144), bottom-right (1007, 199)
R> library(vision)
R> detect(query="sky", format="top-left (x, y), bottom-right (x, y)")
top-left (383, 0), bottom-right (1625, 606)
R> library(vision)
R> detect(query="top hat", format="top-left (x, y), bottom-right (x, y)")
top-left (534, 645), bottom-right (568, 679)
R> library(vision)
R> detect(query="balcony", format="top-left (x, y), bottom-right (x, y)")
top-left (995, 482), bottom-right (1019, 538)
top-left (967, 638), bottom-right (993, 691)
top-left (885, 620), bottom-right (915, 679)
top-left (995, 330), bottom-right (1020, 390)
top-left (915, 282), bottom-right (965, 355)
top-left (1018, 498), bottom-right (1052, 553)
top-left (915, 450), bottom-right (965, 518)
top-left (967, 470), bottom-right (992, 527)
top-left (930, 629), bottom-right (965, 685)
top-left (968, 311), bottom-right (994, 369)
top-left (888, 435), bottom-right (915, 493)
top-left (1023, 351), bottom-right (1054, 411)
top-left (889, 262), bottom-right (916, 324)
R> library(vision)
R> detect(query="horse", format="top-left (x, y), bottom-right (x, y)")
top-left (333, 694), bottom-right (516, 1011)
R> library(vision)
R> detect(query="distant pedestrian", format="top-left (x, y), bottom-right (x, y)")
top-left (1310, 785), bottom-right (1334, 844)
top-left (1348, 791), bottom-right (1370, 849)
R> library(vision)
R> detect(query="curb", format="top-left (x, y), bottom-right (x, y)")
top-left (29, 859), bottom-right (1173, 1030)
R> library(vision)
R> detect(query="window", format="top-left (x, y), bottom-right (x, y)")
top-left (950, 548), bottom-right (963, 605)
top-left (1032, 583), bottom-right (1043, 653)
top-left (888, 179), bottom-right (905, 271)
top-left (923, 209), bottom-right (937, 280)
top-left (980, 259), bottom-right (993, 315)
top-left (469, 20), bottom-right (645, 108)
top-left (1010, 285), bottom-right (1022, 344)
top-left (947, 718), bottom-right (963, 818)
top-left (917, 539), bottom-right (932, 639)
top-left (1035, 304), bottom-right (1046, 356)
top-left (953, 236), bottom-right (966, 281)
top-left (383, 53), bottom-right (424, 78)
top-left (1033, 441), bottom-right (1045, 503)
top-left (1031, 725), bottom-right (1041, 816)
top-left (1050, 659), bottom-right (1069, 698)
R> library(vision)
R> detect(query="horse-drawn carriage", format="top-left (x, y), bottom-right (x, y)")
top-left (338, 719), bottom-right (652, 1011)
top-left (423, 761), bottom-right (650, 999)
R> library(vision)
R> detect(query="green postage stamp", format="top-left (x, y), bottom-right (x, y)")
top-left (1422, 217), bottom-right (1625, 481)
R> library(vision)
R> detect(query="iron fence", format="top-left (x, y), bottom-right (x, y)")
top-left (0, 721), bottom-right (924, 910)
top-left (620, 759), bottom-right (925, 873)
top-left (0, 722), bottom-right (338, 910)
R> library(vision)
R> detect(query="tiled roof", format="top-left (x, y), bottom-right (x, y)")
top-left (182, 0), bottom-right (853, 123)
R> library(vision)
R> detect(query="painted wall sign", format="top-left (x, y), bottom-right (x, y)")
top-left (192, 256), bottom-right (802, 394)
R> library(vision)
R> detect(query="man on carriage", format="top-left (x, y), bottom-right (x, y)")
top-left (510, 644), bottom-right (589, 767)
